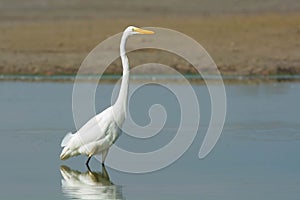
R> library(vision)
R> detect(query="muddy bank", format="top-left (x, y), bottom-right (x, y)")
top-left (0, 1), bottom-right (300, 76)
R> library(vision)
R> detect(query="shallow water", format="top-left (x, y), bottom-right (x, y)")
top-left (0, 81), bottom-right (299, 200)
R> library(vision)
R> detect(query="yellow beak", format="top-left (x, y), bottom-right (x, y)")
top-left (134, 28), bottom-right (155, 34)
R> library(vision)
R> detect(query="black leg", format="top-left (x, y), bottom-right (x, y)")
top-left (86, 163), bottom-right (92, 173)
top-left (101, 164), bottom-right (109, 180)
top-left (86, 156), bottom-right (92, 167)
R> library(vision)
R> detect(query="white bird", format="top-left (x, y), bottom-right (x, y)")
top-left (60, 26), bottom-right (154, 166)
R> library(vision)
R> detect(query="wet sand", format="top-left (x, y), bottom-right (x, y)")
top-left (0, 0), bottom-right (300, 75)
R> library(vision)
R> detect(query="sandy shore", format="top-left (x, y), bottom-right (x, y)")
top-left (0, 0), bottom-right (300, 76)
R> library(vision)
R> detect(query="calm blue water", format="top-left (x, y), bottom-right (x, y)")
top-left (0, 80), bottom-right (299, 200)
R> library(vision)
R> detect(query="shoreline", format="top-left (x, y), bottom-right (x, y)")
top-left (1, 4), bottom-right (300, 76)
top-left (1, 74), bottom-right (300, 84)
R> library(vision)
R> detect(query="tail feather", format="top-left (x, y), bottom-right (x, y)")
top-left (60, 147), bottom-right (74, 160)
top-left (61, 132), bottom-right (73, 147)
top-left (60, 146), bottom-right (80, 160)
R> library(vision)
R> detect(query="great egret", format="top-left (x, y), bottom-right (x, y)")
top-left (60, 26), bottom-right (154, 166)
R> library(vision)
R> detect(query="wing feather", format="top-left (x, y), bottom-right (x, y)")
top-left (68, 107), bottom-right (113, 150)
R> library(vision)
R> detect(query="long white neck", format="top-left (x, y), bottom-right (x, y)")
top-left (113, 32), bottom-right (130, 122)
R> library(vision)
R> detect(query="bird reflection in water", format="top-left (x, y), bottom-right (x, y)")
top-left (60, 165), bottom-right (123, 200)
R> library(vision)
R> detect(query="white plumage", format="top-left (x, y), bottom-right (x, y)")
top-left (60, 26), bottom-right (154, 166)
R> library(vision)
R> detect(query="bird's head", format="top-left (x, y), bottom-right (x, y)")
top-left (124, 26), bottom-right (155, 36)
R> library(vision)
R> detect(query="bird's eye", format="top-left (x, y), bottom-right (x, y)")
top-left (132, 28), bottom-right (135, 31)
